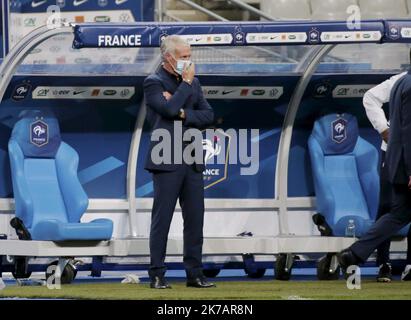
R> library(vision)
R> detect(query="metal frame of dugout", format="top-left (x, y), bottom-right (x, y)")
top-left (0, 19), bottom-right (410, 282)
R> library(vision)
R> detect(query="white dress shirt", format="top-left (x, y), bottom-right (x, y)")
top-left (363, 72), bottom-right (407, 151)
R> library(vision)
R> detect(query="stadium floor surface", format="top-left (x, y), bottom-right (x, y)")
top-left (0, 269), bottom-right (411, 300)
top-left (1, 280), bottom-right (411, 300)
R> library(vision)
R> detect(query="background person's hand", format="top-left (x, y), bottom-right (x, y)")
top-left (162, 91), bottom-right (172, 101)
top-left (408, 176), bottom-right (411, 190)
top-left (381, 128), bottom-right (389, 143)
top-left (182, 62), bottom-right (195, 83)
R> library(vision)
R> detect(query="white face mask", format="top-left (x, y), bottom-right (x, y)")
top-left (171, 55), bottom-right (191, 75)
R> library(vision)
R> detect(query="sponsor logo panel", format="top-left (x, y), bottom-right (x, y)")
top-left (246, 32), bottom-right (307, 44)
top-left (401, 27), bottom-right (411, 38)
top-left (320, 31), bottom-right (382, 42)
top-left (332, 85), bottom-right (373, 98)
top-left (179, 34), bottom-right (233, 45)
top-left (202, 86), bottom-right (283, 100)
top-left (32, 87), bottom-right (135, 100)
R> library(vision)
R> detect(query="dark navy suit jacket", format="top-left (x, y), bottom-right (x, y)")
top-left (386, 70), bottom-right (411, 184)
top-left (143, 66), bottom-right (214, 172)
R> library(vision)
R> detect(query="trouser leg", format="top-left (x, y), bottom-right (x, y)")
top-left (351, 184), bottom-right (411, 263)
top-left (376, 154), bottom-right (392, 265)
top-left (149, 168), bottom-right (184, 278)
top-left (179, 164), bottom-right (205, 279)
top-left (406, 225), bottom-right (411, 265)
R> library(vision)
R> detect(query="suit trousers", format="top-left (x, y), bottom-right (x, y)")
top-left (149, 163), bottom-right (205, 279)
top-left (376, 151), bottom-right (393, 265)
top-left (351, 183), bottom-right (411, 263)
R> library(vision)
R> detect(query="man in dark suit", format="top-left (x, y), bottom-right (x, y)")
top-left (338, 69), bottom-right (411, 273)
top-left (363, 69), bottom-right (411, 282)
top-left (143, 35), bottom-right (215, 289)
top-left (338, 71), bottom-right (411, 276)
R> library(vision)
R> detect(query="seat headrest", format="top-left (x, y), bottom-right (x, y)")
top-left (311, 113), bottom-right (359, 155)
top-left (11, 111), bottom-right (61, 158)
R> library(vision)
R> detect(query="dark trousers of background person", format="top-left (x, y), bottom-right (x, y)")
top-left (376, 151), bottom-right (411, 266)
top-left (351, 182), bottom-right (411, 263)
top-left (149, 163), bottom-right (205, 279)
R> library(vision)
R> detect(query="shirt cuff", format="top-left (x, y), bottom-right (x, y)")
top-left (377, 124), bottom-right (389, 134)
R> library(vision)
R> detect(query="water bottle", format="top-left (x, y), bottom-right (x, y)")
top-left (345, 219), bottom-right (356, 237)
top-left (16, 279), bottom-right (45, 286)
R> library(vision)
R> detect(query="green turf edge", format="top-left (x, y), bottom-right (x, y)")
top-left (0, 280), bottom-right (411, 300)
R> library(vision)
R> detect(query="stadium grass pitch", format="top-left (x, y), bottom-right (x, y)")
top-left (1, 280), bottom-right (411, 300)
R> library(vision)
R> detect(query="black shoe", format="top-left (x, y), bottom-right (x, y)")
top-left (337, 249), bottom-right (360, 270)
top-left (150, 276), bottom-right (171, 289)
top-left (10, 217), bottom-right (31, 240)
top-left (312, 214), bottom-right (333, 236)
top-left (377, 263), bottom-right (392, 283)
top-left (186, 277), bottom-right (216, 288)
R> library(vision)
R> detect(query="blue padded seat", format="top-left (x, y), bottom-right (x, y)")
top-left (308, 113), bottom-right (379, 237)
top-left (8, 112), bottom-right (113, 241)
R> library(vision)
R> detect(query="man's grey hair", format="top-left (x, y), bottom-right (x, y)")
top-left (160, 35), bottom-right (190, 61)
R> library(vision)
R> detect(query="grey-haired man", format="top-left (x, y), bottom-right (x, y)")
top-left (143, 35), bottom-right (215, 289)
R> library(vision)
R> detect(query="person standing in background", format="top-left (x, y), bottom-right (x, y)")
top-left (339, 67), bottom-right (411, 279)
top-left (363, 68), bottom-right (411, 282)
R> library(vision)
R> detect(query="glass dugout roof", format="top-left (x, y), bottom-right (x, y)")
top-left (8, 20), bottom-right (411, 76)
